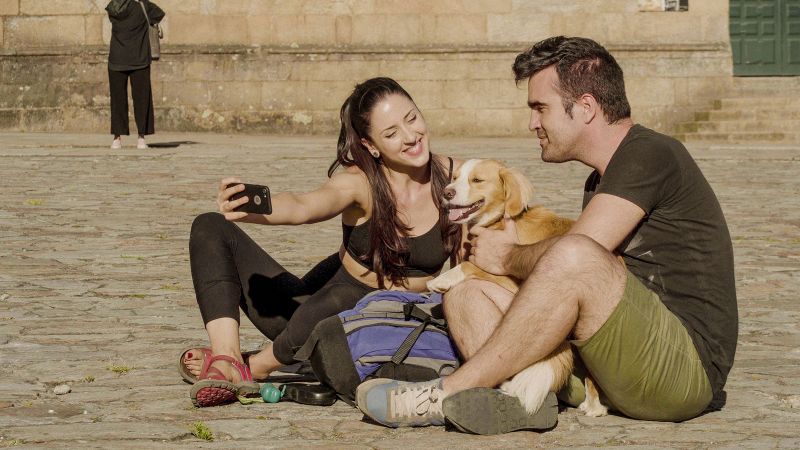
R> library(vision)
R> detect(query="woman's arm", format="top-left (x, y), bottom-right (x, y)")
top-left (146, 1), bottom-right (165, 23)
top-left (218, 170), bottom-right (368, 226)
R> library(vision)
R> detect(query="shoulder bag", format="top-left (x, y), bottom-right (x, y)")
top-left (138, 0), bottom-right (163, 60)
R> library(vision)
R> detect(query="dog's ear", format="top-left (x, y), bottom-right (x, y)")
top-left (500, 167), bottom-right (534, 217)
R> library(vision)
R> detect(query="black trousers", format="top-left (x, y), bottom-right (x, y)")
top-left (189, 212), bottom-right (375, 365)
top-left (108, 66), bottom-right (155, 136)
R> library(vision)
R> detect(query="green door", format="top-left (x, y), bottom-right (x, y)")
top-left (730, 0), bottom-right (800, 75)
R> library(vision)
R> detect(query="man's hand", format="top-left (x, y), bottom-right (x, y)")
top-left (467, 218), bottom-right (519, 276)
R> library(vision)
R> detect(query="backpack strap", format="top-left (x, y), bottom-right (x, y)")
top-left (403, 303), bottom-right (447, 330)
top-left (390, 319), bottom-right (429, 365)
top-left (294, 331), bottom-right (318, 361)
top-left (390, 303), bottom-right (448, 365)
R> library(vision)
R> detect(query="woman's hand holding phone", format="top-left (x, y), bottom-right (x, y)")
top-left (218, 177), bottom-right (248, 221)
top-left (218, 178), bottom-right (272, 221)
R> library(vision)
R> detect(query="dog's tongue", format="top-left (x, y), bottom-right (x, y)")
top-left (448, 207), bottom-right (468, 222)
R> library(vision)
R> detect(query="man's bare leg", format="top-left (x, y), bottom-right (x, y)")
top-left (444, 280), bottom-right (513, 360)
top-left (442, 234), bottom-right (627, 395)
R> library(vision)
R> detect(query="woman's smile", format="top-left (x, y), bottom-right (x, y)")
top-left (403, 138), bottom-right (425, 157)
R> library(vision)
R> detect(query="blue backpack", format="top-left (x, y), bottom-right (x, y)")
top-left (295, 290), bottom-right (460, 404)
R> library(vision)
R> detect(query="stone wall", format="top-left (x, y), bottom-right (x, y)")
top-left (0, 0), bottom-right (733, 136)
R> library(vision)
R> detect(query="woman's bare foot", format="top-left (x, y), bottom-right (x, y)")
top-left (247, 344), bottom-right (282, 380)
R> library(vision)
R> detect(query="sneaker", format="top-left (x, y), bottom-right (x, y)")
top-left (110, 138), bottom-right (122, 149)
top-left (137, 137), bottom-right (148, 149)
top-left (442, 388), bottom-right (558, 435)
top-left (355, 378), bottom-right (445, 427)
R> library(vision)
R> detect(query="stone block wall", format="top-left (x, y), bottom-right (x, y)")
top-left (0, 0), bottom-right (733, 136)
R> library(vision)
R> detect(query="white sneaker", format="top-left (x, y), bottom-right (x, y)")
top-left (137, 137), bottom-right (148, 149)
top-left (111, 138), bottom-right (122, 149)
top-left (356, 378), bottom-right (445, 427)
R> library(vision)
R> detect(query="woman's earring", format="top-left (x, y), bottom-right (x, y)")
top-left (371, 152), bottom-right (380, 159)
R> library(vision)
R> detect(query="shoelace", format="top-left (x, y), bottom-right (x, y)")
top-left (390, 382), bottom-right (443, 422)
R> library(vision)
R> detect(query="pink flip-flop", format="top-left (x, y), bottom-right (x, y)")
top-left (189, 354), bottom-right (260, 407)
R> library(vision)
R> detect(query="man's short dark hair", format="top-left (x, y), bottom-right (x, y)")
top-left (513, 36), bottom-right (631, 123)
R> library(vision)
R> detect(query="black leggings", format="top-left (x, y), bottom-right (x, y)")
top-left (189, 212), bottom-right (374, 364)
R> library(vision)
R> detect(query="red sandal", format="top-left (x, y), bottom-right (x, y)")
top-left (189, 354), bottom-right (260, 407)
top-left (179, 346), bottom-right (264, 384)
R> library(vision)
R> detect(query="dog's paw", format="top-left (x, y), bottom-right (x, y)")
top-left (578, 399), bottom-right (608, 417)
top-left (426, 267), bottom-right (465, 293)
top-left (426, 276), bottom-right (453, 293)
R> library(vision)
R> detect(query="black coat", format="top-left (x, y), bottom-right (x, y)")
top-left (107, 0), bottom-right (165, 71)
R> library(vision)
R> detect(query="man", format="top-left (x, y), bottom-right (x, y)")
top-left (356, 36), bottom-right (738, 434)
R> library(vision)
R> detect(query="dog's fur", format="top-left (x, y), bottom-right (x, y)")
top-left (427, 158), bottom-right (608, 417)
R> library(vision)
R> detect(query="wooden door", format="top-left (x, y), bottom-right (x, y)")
top-left (731, 0), bottom-right (800, 75)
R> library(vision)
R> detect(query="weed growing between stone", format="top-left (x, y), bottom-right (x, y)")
top-left (107, 364), bottom-right (132, 374)
top-left (190, 422), bottom-right (213, 441)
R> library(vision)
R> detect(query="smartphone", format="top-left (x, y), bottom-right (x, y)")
top-left (228, 183), bottom-right (272, 215)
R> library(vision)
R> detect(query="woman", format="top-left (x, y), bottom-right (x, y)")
top-left (106, 0), bottom-right (164, 149)
top-left (182, 77), bottom-right (463, 407)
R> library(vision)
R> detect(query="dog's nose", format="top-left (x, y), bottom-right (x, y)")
top-left (443, 187), bottom-right (455, 200)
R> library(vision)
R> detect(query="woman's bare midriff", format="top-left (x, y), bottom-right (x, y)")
top-left (340, 248), bottom-right (437, 292)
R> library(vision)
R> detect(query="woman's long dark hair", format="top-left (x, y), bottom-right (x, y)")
top-left (328, 77), bottom-right (461, 288)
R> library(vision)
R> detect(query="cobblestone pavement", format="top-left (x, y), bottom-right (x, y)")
top-left (0, 132), bottom-right (798, 449)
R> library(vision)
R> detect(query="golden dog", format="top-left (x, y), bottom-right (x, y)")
top-left (427, 158), bottom-right (607, 417)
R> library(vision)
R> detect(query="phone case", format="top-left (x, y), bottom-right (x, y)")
top-left (229, 183), bottom-right (272, 215)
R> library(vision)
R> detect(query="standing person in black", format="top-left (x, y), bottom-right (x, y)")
top-left (106, 0), bottom-right (164, 149)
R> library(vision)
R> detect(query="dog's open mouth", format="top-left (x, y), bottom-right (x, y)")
top-left (447, 200), bottom-right (484, 222)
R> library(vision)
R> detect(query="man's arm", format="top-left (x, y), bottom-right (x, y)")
top-left (467, 221), bottom-right (564, 278)
top-left (470, 193), bottom-right (645, 278)
top-left (504, 236), bottom-right (560, 279)
top-left (568, 193), bottom-right (645, 252)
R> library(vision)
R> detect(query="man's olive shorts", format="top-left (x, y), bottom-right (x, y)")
top-left (558, 272), bottom-right (713, 421)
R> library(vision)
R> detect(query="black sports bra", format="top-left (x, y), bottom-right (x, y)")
top-left (342, 220), bottom-right (449, 277)
top-left (341, 157), bottom-right (454, 278)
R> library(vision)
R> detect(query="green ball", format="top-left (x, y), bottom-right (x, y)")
top-left (260, 383), bottom-right (282, 403)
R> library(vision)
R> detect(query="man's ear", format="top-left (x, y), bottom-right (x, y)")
top-left (500, 167), bottom-right (534, 218)
top-left (578, 93), bottom-right (598, 124)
